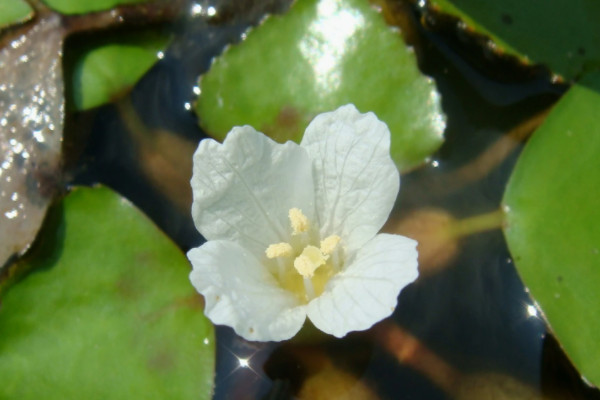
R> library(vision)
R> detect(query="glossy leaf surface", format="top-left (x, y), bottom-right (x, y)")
top-left (196, 0), bottom-right (445, 171)
top-left (503, 72), bottom-right (600, 386)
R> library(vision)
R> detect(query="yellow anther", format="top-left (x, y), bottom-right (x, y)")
top-left (265, 242), bottom-right (293, 258)
top-left (294, 245), bottom-right (328, 278)
top-left (320, 235), bottom-right (341, 255)
top-left (289, 208), bottom-right (309, 235)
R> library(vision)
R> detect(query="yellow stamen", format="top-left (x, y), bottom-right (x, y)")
top-left (289, 208), bottom-right (309, 235)
top-left (293, 245), bottom-right (328, 278)
top-left (320, 235), bottom-right (341, 255)
top-left (265, 242), bottom-right (293, 258)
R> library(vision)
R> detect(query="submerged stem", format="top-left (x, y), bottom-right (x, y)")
top-left (451, 108), bottom-right (550, 185)
top-left (116, 99), bottom-right (195, 214)
top-left (423, 107), bottom-right (552, 197)
top-left (447, 208), bottom-right (505, 239)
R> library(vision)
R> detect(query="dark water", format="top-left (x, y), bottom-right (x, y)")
top-left (62, 0), bottom-right (597, 398)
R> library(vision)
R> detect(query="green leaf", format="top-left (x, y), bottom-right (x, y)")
top-left (195, 0), bottom-right (445, 172)
top-left (503, 72), bottom-right (600, 386)
top-left (429, 0), bottom-right (600, 80)
top-left (72, 32), bottom-right (169, 110)
top-left (0, 186), bottom-right (215, 399)
top-left (0, 0), bottom-right (33, 29)
top-left (42, 0), bottom-right (147, 14)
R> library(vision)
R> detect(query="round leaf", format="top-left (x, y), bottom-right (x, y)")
top-left (503, 72), bottom-right (600, 386)
top-left (0, 0), bottom-right (33, 29)
top-left (195, 0), bottom-right (445, 172)
top-left (72, 33), bottom-right (169, 110)
top-left (0, 186), bottom-right (215, 399)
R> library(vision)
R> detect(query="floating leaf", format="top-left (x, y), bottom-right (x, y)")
top-left (0, 0), bottom-right (33, 29)
top-left (503, 72), bottom-right (600, 386)
top-left (195, 0), bottom-right (445, 171)
top-left (428, 0), bottom-right (600, 80)
top-left (72, 32), bottom-right (169, 110)
top-left (0, 186), bottom-right (215, 399)
top-left (42, 0), bottom-right (147, 14)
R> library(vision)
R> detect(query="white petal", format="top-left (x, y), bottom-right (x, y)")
top-left (306, 234), bottom-right (418, 338)
top-left (191, 126), bottom-right (315, 257)
top-left (300, 104), bottom-right (399, 251)
top-left (188, 240), bottom-right (307, 342)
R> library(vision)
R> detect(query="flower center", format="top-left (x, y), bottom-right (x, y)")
top-left (265, 208), bottom-right (342, 302)
top-left (294, 246), bottom-right (328, 278)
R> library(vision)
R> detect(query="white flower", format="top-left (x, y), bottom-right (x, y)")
top-left (187, 104), bottom-right (418, 342)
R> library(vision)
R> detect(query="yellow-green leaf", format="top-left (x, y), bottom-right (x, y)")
top-left (72, 32), bottom-right (169, 110)
top-left (0, 0), bottom-right (33, 29)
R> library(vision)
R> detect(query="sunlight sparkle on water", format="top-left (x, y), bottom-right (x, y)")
top-left (190, 3), bottom-right (202, 16)
top-left (526, 304), bottom-right (538, 318)
top-left (238, 357), bottom-right (250, 368)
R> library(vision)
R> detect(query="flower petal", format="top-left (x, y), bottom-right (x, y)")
top-left (306, 233), bottom-right (418, 337)
top-left (188, 240), bottom-right (307, 342)
top-left (300, 104), bottom-right (399, 251)
top-left (191, 126), bottom-right (315, 257)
